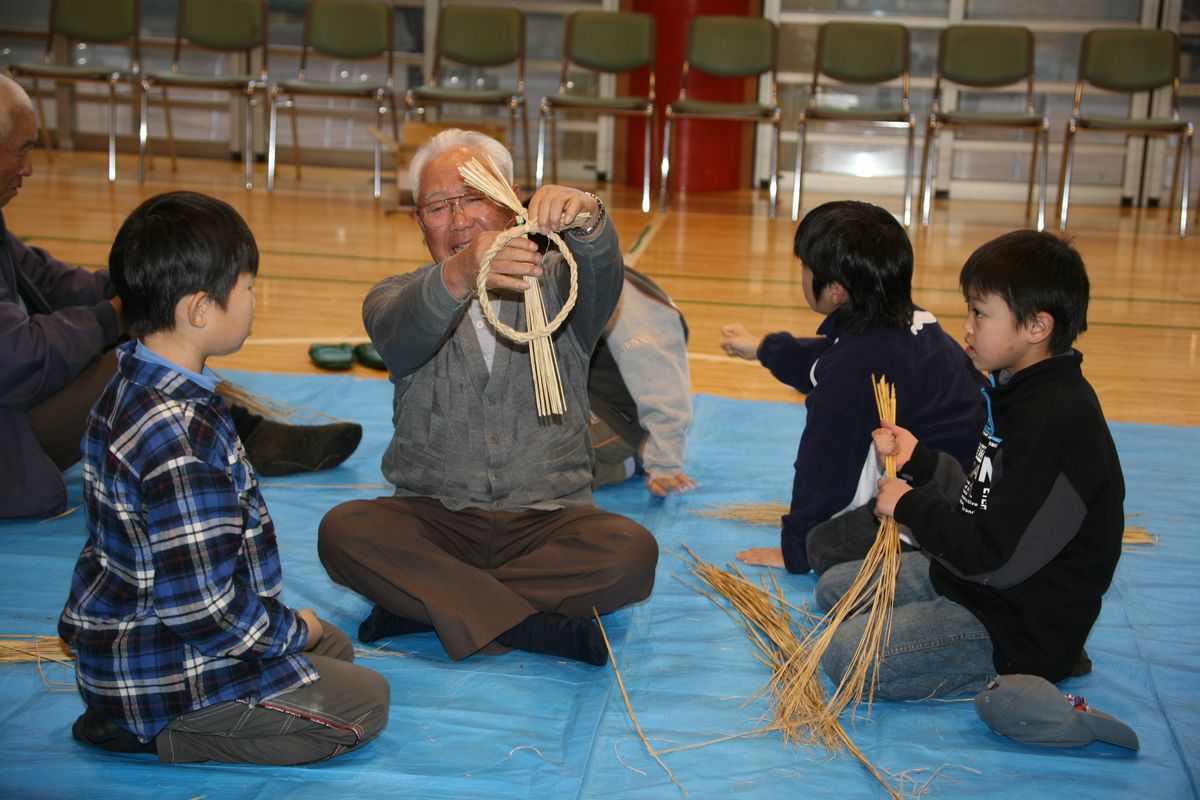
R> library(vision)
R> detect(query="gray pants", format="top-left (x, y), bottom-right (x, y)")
top-left (806, 503), bottom-right (917, 575)
top-left (318, 496), bottom-right (659, 660)
top-left (156, 623), bottom-right (389, 765)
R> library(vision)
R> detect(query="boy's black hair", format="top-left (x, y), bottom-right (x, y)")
top-left (109, 191), bottom-right (258, 336)
top-left (959, 229), bottom-right (1089, 354)
top-left (793, 200), bottom-right (913, 332)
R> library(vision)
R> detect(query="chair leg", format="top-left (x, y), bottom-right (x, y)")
top-left (1024, 128), bottom-right (1038, 221)
top-left (535, 104), bottom-right (548, 190)
top-left (1167, 133), bottom-right (1183, 224)
top-left (658, 114), bottom-right (673, 213)
top-left (641, 109), bottom-right (654, 214)
top-left (1178, 126), bottom-right (1193, 238)
top-left (28, 78), bottom-right (55, 163)
top-left (266, 88), bottom-right (277, 191)
top-left (791, 115), bottom-right (808, 222)
top-left (289, 98), bottom-right (302, 180)
top-left (902, 116), bottom-right (914, 227)
top-left (162, 88), bottom-right (178, 173)
top-left (137, 79), bottom-right (149, 183)
top-left (768, 118), bottom-right (780, 220)
top-left (106, 74), bottom-right (117, 182)
top-left (372, 93), bottom-right (383, 200)
top-left (1057, 122), bottom-right (1076, 232)
top-left (1036, 124), bottom-right (1048, 233)
top-left (243, 89), bottom-right (254, 191)
top-left (549, 112), bottom-right (559, 186)
top-left (513, 100), bottom-right (532, 183)
top-left (918, 117), bottom-right (935, 227)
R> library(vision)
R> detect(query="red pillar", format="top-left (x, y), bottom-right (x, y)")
top-left (627, 0), bottom-right (755, 192)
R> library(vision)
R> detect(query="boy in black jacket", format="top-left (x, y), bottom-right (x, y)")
top-left (816, 230), bottom-right (1125, 700)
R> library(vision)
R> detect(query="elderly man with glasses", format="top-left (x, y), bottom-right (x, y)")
top-left (318, 129), bottom-right (658, 666)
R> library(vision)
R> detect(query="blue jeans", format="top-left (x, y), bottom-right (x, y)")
top-left (814, 552), bottom-right (996, 700)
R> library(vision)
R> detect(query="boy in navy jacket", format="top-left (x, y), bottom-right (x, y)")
top-left (721, 201), bottom-right (985, 574)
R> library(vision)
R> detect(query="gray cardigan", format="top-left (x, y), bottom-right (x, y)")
top-left (364, 223), bottom-right (622, 511)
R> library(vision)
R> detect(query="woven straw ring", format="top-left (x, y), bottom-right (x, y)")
top-left (473, 220), bottom-right (580, 343)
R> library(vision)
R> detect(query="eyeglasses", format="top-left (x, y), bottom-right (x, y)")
top-left (415, 192), bottom-right (496, 227)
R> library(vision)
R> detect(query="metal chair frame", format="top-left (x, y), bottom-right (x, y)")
top-left (918, 25), bottom-right (1048, 231)
top-left (659, 15), bottom-right (781, 219)
top-left (537, 11), bottom-right (656, 213)
top-left (1057, 28), bottom-right (1194, 238)
top-left (792, 21), bottom-right (914, 225)
top-left (137, 0), bottom-right (268, 190)
top-left (405, 4), bottom-right (530, 181)
top-left (267, 0), bottom-right (397, 199)
top-left (8, 0), bottom-right (140, 183)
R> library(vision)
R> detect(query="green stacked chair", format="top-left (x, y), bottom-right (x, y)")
top-left (405, 5), bottom-right (529, 181)
top-left (138, 0), bottom-right (267, 190)
top-left (8, 0), bottom-right (140, 183)
top-left (792, 22), bottom-right (914, 224)
top-left (267, 0), bottom-right (397, 199)
top-left (659, 15), bottom-right (781, 218)
top-left (1057, 28), bottom-right (1194, 238)
top-left (919, 25), bottom-right (1048, 230)
top-left (537, 11), bottom-right (656, 213)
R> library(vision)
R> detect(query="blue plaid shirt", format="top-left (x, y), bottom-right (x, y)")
top-left (59, 341), bottom-right (317, 741)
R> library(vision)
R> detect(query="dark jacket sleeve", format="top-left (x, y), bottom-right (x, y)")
top-left (894, 414), bottom-right (1088, 589)
top-left (757, 331), bottom-right (829, 392)
top-left (0, 232), bottom-right (121, 408)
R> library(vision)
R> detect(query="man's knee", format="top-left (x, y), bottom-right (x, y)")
top-left (317, 499), bottom-right (376, 563)
top-left (353, 667), bottom-right (391, 745)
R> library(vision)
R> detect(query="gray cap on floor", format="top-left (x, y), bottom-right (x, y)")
top-left (974, 674), bottom-right (1140, 751)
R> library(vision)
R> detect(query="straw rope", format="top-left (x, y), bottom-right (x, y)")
top-left (457, 155), bottom-right (591, 416)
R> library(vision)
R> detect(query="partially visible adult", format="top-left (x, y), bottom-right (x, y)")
top-left (589, 266), bottom-right (697, 497)
top-left (0, 76), bottom-right (361, 519)
top-left (319, 129), bottom-right (658, 665)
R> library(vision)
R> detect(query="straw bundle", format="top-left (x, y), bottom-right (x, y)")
top-left (0, 635), bottom-right (77, 693)
top-left (677, 547), bottom-right (900, 798)
top-left (787, 375), bottom-right (902, 719)
top-left (693, 503), bottom-right (788, 526)
top-left (458, 156), bottom-right (591, 417)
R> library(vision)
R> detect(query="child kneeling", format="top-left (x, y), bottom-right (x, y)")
top-left (816, 230), bottom-right (1124, 699)
top-left (59, 192), bottom-right (389, 764)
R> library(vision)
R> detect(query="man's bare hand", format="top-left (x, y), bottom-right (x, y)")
top-left (647, 471), bottom-right (699, 497)
top-left (442, 230), bottom-right (543, 300)
top-left (720, 324), bottom-right (762, 361)
top-left (525, 185), bottom-right (600, 235)
top-left (736, 547), bottom-right (786, 568)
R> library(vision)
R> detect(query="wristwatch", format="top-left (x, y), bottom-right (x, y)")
top-left (575, 192), bottom-right (606, 236)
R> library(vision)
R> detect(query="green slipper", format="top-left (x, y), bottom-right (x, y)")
top-left (354, 342), bottom-right (387, 371)
top-left (309, 343), bottom-right (354, 370)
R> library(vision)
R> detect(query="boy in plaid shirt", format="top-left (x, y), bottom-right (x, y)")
top-left (59, 192), bottom-right (389, 764)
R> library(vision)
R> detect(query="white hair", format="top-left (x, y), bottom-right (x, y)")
top-left (409, 128), bottom-right (513, 201)
top-left (0, 75), bottom-right (34, 146)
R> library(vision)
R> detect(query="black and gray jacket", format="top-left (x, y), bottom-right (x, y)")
top-left (894, 351), bottom-right (1125, 681)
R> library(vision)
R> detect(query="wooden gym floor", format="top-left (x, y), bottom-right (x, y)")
top-left (9, 149), bottom-right (1198, 428)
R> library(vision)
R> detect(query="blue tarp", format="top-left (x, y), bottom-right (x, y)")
top-left (1, 370), bottom-right (1195, 799)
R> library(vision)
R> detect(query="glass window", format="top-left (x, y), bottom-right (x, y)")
top-left (782, 0), bottom-right (949, 15)
top-left (966, 0), bottom-right (1142, 21)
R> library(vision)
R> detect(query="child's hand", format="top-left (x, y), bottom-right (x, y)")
top-left (647, 471), bottom-right (699, 497)
top-left (736, 547), bottom-right (786, 568)
top-left (874, 477), bottom-right (912, 518)
top-left (298, 608), bottom-right (324, 649)
top-left (872, 420), bottom-right (917, 472)
top-left (720, 324), bottom-right (762, 360)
